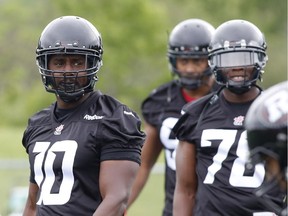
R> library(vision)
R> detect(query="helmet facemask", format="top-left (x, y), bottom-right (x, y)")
top-left (248, 128), bottom-right (288, 180)
top-left (174, 69), bottom-right (212, 90)
top-left (247, 131), bottom-right (288, 215)
top-left (209, 49), bottom-right (267, 94)
top-left (208, 19), bottom-right (268, 94)
top-left (167, 19), bottom-right (215, 90)
top-left (35, 16), bottom-right (104, 103)
top-left (37, 48), bottom-right (102, 103)
top-left (168, 51), bottom-right (212, 90)
top-left (244, 78), bottom-right (288, 215)
top-left (249, 149), bottom-right (287, 216)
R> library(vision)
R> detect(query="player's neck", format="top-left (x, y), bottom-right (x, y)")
top-left (56, 92), bottom-right (91, 109)
top-left (182, 86), bottom-right (210, 102)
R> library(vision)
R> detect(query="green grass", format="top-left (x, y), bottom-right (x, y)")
top-left (0, 127), bottom-right (165, 216)
top-left (128, 173), bottom-right (164, 215)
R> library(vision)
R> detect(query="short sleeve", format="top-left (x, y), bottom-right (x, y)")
top-left (173, 93), bottom-right (214, 143)
top-left (141, 95), bottom-right (163, 126)
top-left (99, 105), bottom-right (145, 164)
top-left (172, 112), bottom-right (198, 144)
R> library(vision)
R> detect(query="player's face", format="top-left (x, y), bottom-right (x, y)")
top-left (223, 66), bottom-right (254, 83)
top-left (48, 54), bottom-right (88, 92)
top-left (176, 57), bottom-right (208, 77)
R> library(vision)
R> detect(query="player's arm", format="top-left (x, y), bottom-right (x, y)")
top-left (173, 140), bottom-right (197, 216)
top-left (23, 182), bottom-right (38, 216)
top-left (93, 160), bottom-right (139, 216)
top-left (126, 122), bottom-right (162, 209)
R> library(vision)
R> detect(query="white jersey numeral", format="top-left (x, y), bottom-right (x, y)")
top-left (33, 140), bottom-right (78, 205)
top-left (160, 117), bottom-right (179, 170)
top-left (201, 129), bottom-right (265, 187)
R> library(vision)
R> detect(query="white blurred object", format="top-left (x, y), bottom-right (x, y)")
top-left (7, 186), bottom-right (28, 216)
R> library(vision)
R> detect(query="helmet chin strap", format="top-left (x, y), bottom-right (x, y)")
top-left (226, 83), bottom-right (251, 94)
top-left (56, 89), bottom-right (85, 103)
top-left (178, 77), bottom-right (202, 90)
top-left (54, 76), bottom-right (97, 103)
top-left (226, 81), bottom-right (263, 95)
top-left (219, 65), bottom-right (263, 95)
top-left (175, 67), bottom-right (212, 90)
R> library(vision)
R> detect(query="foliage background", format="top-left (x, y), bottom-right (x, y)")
top-left (0, 0), bottom-right (286, 215)
top-left (0, 0), bottom-right (286, 127)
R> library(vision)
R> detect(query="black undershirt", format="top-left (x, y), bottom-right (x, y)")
top-left (54, 106), bottom-right (78, 122)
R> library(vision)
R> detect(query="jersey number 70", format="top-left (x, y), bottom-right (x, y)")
top-left (201, 129), bottom-right (265, 188)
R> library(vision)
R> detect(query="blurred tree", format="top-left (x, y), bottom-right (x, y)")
top-left (0, 0), bottom-right (61, 125)
top-left (52, 0), bottom-right (170, 110)
top-left (0, 0), bottom-right (286, 126)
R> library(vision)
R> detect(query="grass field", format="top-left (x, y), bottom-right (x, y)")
top-left (0, 127), bottom-right (165, 216)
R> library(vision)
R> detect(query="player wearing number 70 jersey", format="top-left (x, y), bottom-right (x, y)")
top-left (173, 19), bottom-right (283, 216)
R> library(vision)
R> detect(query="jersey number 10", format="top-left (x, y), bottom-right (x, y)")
top-left (33, 140), bottom-right (78, 205)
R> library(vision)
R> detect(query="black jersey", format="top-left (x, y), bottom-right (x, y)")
top-left (142, 81), bottom-right (190, 216)
top-left (173, 92), bottom-right (282, 216)
top-left (22, 91), bottom-right (145, 215)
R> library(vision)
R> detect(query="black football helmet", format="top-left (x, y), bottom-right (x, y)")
top-left (36, 16), bottom-right (103, 103)
top-left (167, 19), bottom-right (215, 90)
top-left (209, 19), bottom-right (268, 94)
top-left (245, 81), bottom-right (288, 215)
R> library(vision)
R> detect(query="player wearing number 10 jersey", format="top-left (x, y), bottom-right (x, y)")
top-left (22, 91), bottom-right (145, 215)
top-left (22, 16), bottom-right (145, 216)
top-left (172, 20), bottom-right (283, 216)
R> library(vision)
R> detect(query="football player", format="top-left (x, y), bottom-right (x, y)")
top-left (127, 19), bottom-right (215, 216)
top-left (246, 80), bottom-right (288, 216)
top-left (173, 19), bottom-right (283, 215)
top-left (22, 16), bottom-right (145, 216)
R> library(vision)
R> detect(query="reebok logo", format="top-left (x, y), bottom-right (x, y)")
top-left (83, 114), bottom-right (104, 120)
